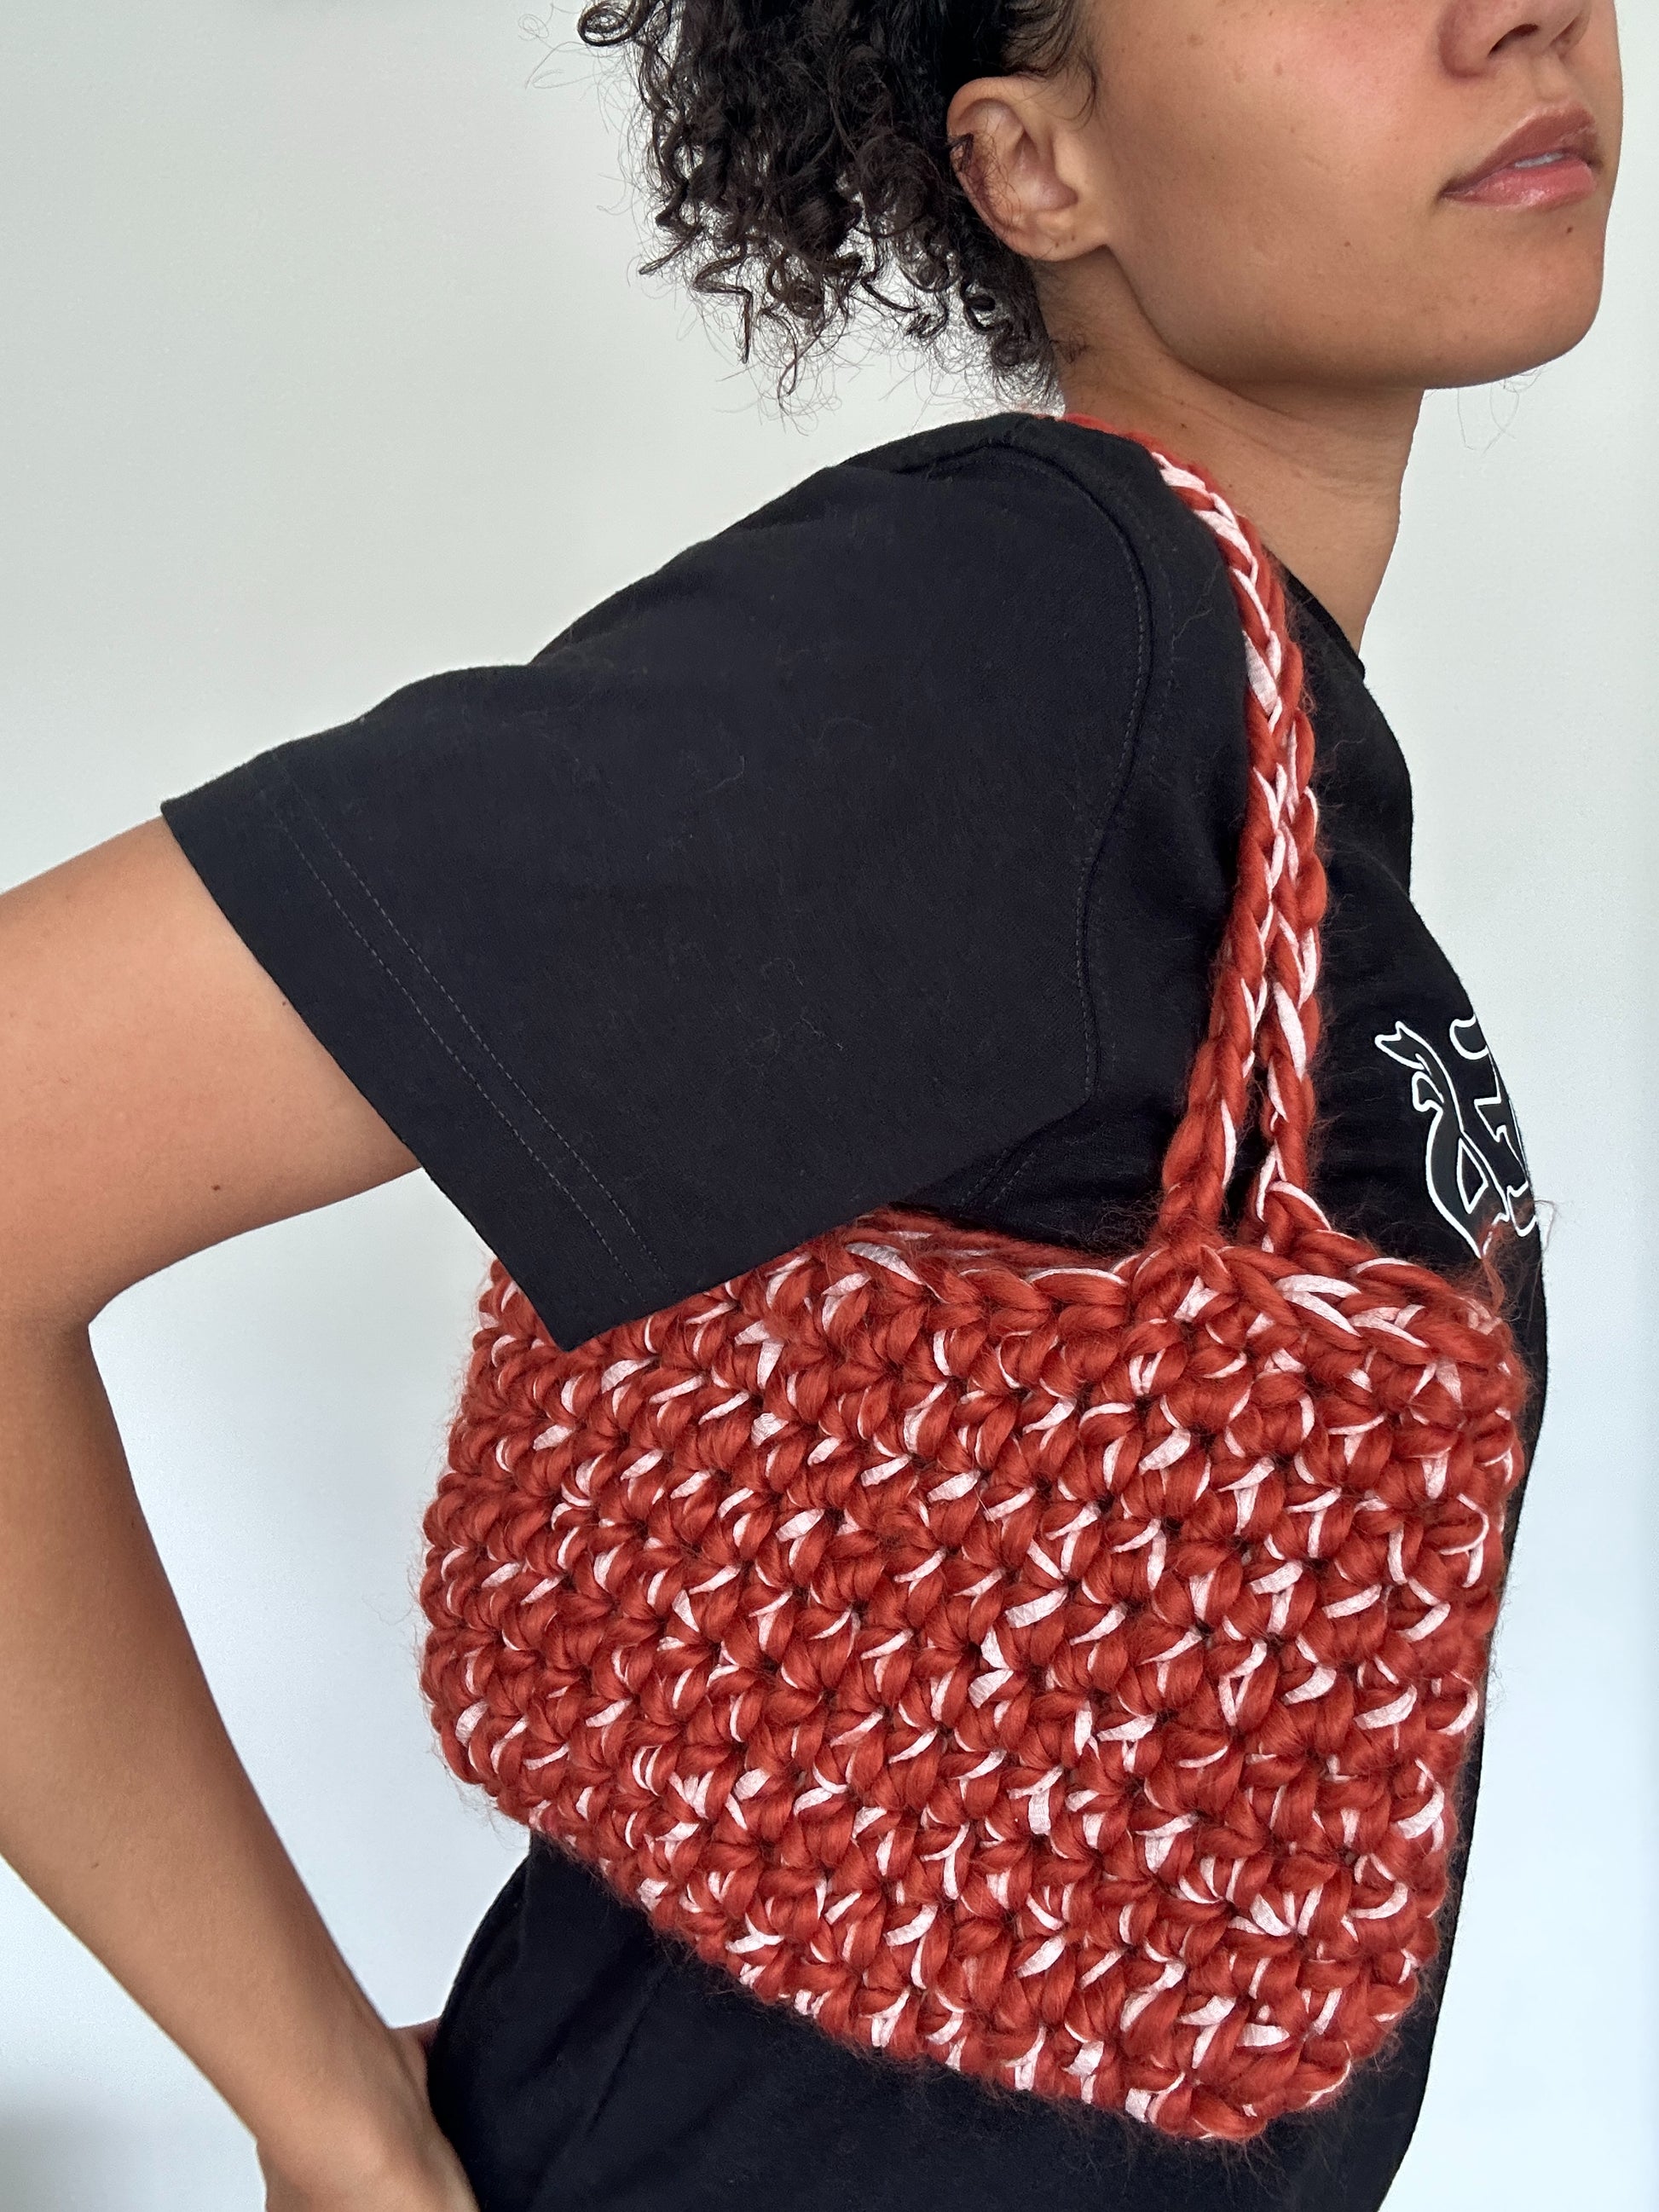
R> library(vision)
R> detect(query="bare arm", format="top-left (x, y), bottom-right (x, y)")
top-left (0, 817), bottom-right (476, 2208)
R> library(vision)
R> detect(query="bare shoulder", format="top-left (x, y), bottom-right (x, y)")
top-left (0, 818), bottom-right (415, 1326)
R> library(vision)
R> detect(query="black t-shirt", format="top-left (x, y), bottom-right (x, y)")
top-left (162, 411), bottom-right (1547, 2212)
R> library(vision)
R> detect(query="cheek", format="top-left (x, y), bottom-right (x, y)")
top-left (1088, 7), bottom-right (1614, 386)
top-left (1095, 21), bottom-right (1436, 376)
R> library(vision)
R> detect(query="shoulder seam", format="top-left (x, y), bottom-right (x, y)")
top-left (923, 433), bottom-right (1161, 1210)
top-left (976, 436), bottom-right (1160, 1107)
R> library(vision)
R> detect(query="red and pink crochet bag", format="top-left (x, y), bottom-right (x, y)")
top-left (418, 430), bottom-right (1529, 2142)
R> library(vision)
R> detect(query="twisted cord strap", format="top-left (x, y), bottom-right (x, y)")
top-left (1070, 423), bottom-right (1329, 1252)
top-left (418, 428), bottom-right (1531, 2143)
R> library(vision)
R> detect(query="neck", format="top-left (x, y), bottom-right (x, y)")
top-left (1055, 283), bottom-right (1423, 650)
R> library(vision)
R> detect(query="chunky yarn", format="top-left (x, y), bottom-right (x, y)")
top-left (419, 428), bottom-right (1529, 2140)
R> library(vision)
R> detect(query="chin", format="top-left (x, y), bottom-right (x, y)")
top-left (1416, 248), bottom-right (1610, 389)
top-left (1427, 302), bottom-right (1605, 389)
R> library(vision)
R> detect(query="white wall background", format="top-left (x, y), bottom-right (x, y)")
top-left (1, 3), bottom-right (1653, 2205)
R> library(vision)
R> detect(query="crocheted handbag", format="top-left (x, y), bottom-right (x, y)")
top-left (418, 430), bottom-right (1529, 2142)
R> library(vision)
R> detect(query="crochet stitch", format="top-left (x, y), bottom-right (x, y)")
top-left (418, 430), bottom-right (1529, 2140)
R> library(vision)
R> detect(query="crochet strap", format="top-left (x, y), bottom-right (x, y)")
top-left (1063, 417), bottom-right (1330, 1251)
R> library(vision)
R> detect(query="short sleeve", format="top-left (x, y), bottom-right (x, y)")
top-left (161, 426), bottom-right (1152, 1347)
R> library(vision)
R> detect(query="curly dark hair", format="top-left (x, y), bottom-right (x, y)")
top-left (575, 0), bottom-right (1090, 398)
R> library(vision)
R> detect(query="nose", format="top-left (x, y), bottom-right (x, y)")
top-left (1441, 0), bottom-right (1595, 72)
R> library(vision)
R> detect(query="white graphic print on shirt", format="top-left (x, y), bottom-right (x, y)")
top-left (1374, 1014), bottom-right (1537, 1258)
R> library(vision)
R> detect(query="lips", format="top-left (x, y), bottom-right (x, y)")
top-left (1444, 104), bottom-right (1603, 204)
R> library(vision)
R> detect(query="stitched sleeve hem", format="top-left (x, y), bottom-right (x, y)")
top-left (161, 756), bottom-right (674, 1349)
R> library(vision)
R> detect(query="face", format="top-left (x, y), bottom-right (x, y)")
top-left (959, 0), bottom-right (1622, 393)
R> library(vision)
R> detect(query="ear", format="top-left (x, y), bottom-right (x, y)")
top-left (945, 72), bottom-right (1112, 263)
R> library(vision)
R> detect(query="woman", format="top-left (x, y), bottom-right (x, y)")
top-left (0, 2), bottom-right (1621, 2209)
